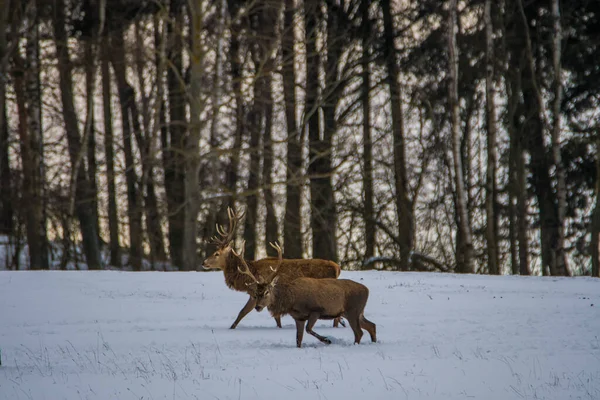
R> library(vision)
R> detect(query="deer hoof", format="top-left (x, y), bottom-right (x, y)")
top-left (324, 338), bottom-right (332, 345)
top-left (229, 324), bottom-right (237, 329)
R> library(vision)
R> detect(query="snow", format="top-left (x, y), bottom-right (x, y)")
top-left (0, 271), bottom-right (599, 400)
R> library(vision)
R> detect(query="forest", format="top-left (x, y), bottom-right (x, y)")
top-left (0, 0), bottom-right (599, 276)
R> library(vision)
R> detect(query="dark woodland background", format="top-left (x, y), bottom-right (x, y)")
top-left (0, 0), bottom-right (599, 276)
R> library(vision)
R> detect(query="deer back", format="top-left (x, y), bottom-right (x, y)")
top-left (254, 258), bottom-right (340, 282)
top-left (267, 278), bottom-right (369, 319)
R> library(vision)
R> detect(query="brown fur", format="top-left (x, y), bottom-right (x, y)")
top-left (252, 277), bottom-right (377, 348)
top-left (202, 244), bottom-right (343, 329)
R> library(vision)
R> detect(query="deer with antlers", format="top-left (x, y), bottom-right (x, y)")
top-left (202, 207), bottom-right (344, 329)
top-left (234, 242), bottom-right (377, 348)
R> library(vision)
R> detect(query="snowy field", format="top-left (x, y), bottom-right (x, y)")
top-left (0, 271), bottom-right (599, 400)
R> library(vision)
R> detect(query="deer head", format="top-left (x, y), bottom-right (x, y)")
top-left (201, 207), bottom-right (245, 270)
top-left (233, 241), bottom-right (283, 312)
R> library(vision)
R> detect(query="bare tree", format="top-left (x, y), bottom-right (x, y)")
top-left (0, 0), bottom-right (12, 237)
top-left (593, 131), bottom-right (600, 278)
top-left (220, 0), bottom-right (245, 229)
top-left (361, 0), bottom-right (375, 262)
top-left (133, 21), bottom-right (166, 264)
top-left (304, 1), bottom-right (338, 262)
top-left (165, 0), bottom-right (187, 269)
top-left (53, 0), bottom-right (102, 270)
top-left (84, 37), bottom-right (100, 244)
top-left (381, 0), bottom-right (413, 269)
top-left (282, 0), bottom-right (303, 258)
top-left (515, 0), bottom-right (568, 276)
top-left (100, 37), bottom-right (121, 267)
top-left (258, 2), bottom-right (281, 258)
top-left (484, 0), bottom-right (499, 274)
top-left (550, 0), bottom-right (569, 275)
top-left (110, 28), bottom-right (144, 270)
top-left (183, 0), bottom-right (205, 272)
top-left (448, 0), bottom-right (474, 273)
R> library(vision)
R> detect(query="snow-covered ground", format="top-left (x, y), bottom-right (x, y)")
top-left (0, 271), bottom-right (599, 400)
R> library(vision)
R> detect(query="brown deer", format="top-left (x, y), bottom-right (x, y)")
top-left (235, 245), bottom-right (377, 348)
top-left (201, 207), bottom-right (343, 329)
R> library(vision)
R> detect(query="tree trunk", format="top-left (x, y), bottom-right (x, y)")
top-left (219, 0), bottom-right (243, 219)
top-left (505, 21), bottom-right (530, 276)
top-left (382, 0), bottom-right (413, 269)
top-left (282, 0), bottom-right (303, 258)
top-left (550, 0), bottom-right (569, 275)
top-left (84, 38), bottom-right (100, 245)
top-left (484, 0), bottom-right (499, 275)
top-left (318, 0), bottom-right (342, 263)
top-left (202, 0), bottom-right (225, 257)
top-left (516, 138), bottom-right (530, 275)
top-left (263, 72), bottom-right (278, 256)
top-left (134, 22), bottom-right (166, 265)
top-left (24, 2), bottom-right (48, 269)
top-left (219, 0), bottom-right (244, 237)
top-left (110, 28), bottom-right (143, 271)
top-left (515, 0), bottom-right (568, 276)
top-left (53, 0), bottom-right (102, 270)
top-left (165, 0), bottom-right (187, 269)
top-left (242, 77), bottom-right (261, 261)
top-left (592, 131), bottom-right (600, 278)
top-left (362, 0), bottom-right (375, 262)
top-left (0, 0), bottom-right (13, 236)
top-left (183, 0), bottom-right (204, 272)
top-left (243, 5), bottom-right (266, 260)
top-left (101, 38), bottom-right (121, 267)
top-left (305, 1), bottom-right (337, 262)
top-left (448, 0), bottom-right (474, 273)
top-left (254, 2), bottom-right (280, 257)
top-left (13, 51), bottom-right (45, 270)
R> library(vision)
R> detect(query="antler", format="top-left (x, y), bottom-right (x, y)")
top-left (265, 241), bottom-right (283, 283)
top-left (210, 207), bottom-right (245, 248)
top-left (232, 240), bottom-right (259, 285)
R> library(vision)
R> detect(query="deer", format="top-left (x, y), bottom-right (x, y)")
top-left (234, 243), bottom-right (377, 348)
top-left (201, 207), bottom-right (344, 329)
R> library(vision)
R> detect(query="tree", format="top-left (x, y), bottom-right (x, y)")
top-left (381, 0), bottom-right (413, 270)
top-left (305, 0), bottom-right (338, 262)
top-left (100, 36), bottom-right (121, 267)
top-left (512, 0), bottom-right (568, 276)
top-left (550, 0), bottom-right (569, 276)
top-left (282, 0), bottom-right (303, 259)
top-left (133, 21), bottom-right (166, 264)
top-left (53, 0), bottom-right (102, 270)
top-left (448, 0), bottom-right (474, 273)
top-left (183, 0), bottom-right (205, 272)
top-left (484, 0), bottom-right (499, 274)
top-left (258, 2), bottom-right (281, 258)
top-left (361, 0), bottom-right (375, 262)
top-left (0, 0), bottom-right (12, 237)
top-left (110, 27), bottom-right (144, 270)
top-left (165, 0), bottom-right (187, 269)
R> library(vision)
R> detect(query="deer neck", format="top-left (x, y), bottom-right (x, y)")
top-left (223, 252), bottom-right (258, 291)
top-left (269, 283), bottom-right (295, 315)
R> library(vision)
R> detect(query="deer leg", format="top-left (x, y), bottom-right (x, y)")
top-left (306, 313), bottom-right (331, 345)
top-left (360, 315), bottom-right (377, 343)
top-left (230, 296), bottom-right (256, 329)
top-left (295, 319), bottom-right (306, 348)
top-left (346, 314), bottom-right (364, 344)
top-left (275, 316), bottom-right (282, 328)
top-left (333, 317), bottom-right (346, 328)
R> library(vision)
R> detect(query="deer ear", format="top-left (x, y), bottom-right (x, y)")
top-left (271, 276), bottom-right (279, 287)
